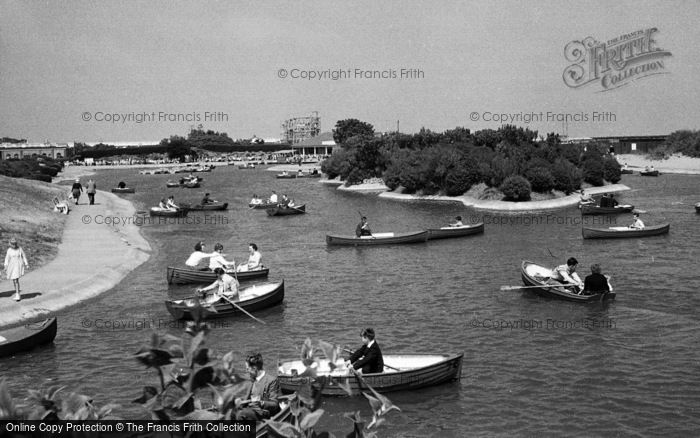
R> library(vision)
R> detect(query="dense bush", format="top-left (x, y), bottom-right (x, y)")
top-left (551, 158), bottom-right (582, 194)
top-left (525, 166), bottom-right (555, 192)
top-left (663, 130), bottom-right (700, 157)
top-left (488, 155), bottom-right (518, 188)
top-left (321, 148), bottom-right (355, 180)
top-left (581, 159), bottom-right (605, 186)
top-left (646, 145), bottom-right (672, 160)
top-left (603, 157), bottom-right (622, 183)
top-left (500, 175), bottom-right (531, 201)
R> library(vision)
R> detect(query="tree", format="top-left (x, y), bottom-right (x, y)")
top-left (332, 119), bottom-right (375, 145)
top-left (500, 175), bottom-right (531, 201)
top-left (161, 136), bottom-right (196, 162)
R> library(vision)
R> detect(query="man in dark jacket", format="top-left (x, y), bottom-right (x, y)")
top-left (235, 353), bottom-right (281, 421)
top-left (582, 264), bottom-right (613, 295)
top-left (346, 328), bottom-right (384, 374)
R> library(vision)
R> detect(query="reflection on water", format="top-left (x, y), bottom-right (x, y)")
top-left (2, 169), bottom-right (700, 435)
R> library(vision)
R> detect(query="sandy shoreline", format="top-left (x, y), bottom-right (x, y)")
top-left (0, 184), bottom-right (151, 328)
top-left (615, 153), bottom-right (700, 174)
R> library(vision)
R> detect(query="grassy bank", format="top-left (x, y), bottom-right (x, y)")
top-left (0, 175), bottom-right (68, 269)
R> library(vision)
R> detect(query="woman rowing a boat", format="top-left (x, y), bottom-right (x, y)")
top-left (197, 267), bottom-right (239, 304)
top-left (208, 243), bottom-right (236, 271)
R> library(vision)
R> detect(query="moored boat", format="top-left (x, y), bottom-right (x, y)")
top-left (266, 204), bottom-right (306, 216)
top-left (111, 187), bottom-right (136, 193)
top-left (580, 204), bottom-right (635, 215)
top-left (426, 223), bottom-right (484, 240)
top-left (582, 223), bottom-right (670, 239)
top-left (149, 207), bottom-right (188, 217)
top-left (165, 280), bottom-right (284, 320)
top-left (640, 170), bottom-right (660, 176)
top-left (167, 266), bottom-right (269, 284)
top-left (277, 353), bottom-right (463, 396)
top-left (621, 169), bottom-right (634, 174)
top-left (0, 317), bottom-right (58, 358)
top-left (326, 230), bottom-right (429, 246)
top-left (166, 182), bottom-right (181, 188)
top-left (521, 261), bottom-right (615, 302)
top-left (183, 181), bottom-right (200, 188)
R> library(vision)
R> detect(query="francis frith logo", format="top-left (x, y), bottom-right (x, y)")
top-left (563, 28), bottom-right (672, 91)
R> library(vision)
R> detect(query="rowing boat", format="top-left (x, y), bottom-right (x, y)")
top-left (277, 353), bottom-right (463, 396)
top-left (256, 402), bottom-right (292, 437)
top-left (149, 207), bottom-right (188, 217)
top-left (276, 173), bottom-right (297, 179)
top-left (326, 230), bottom-right (429, 246)
top-left (426, 223), bottom-right (484, 240)
top-left (520, 261), bottom-right (615, 302)
top-left (0, 317), bottom-right (58, 357)
top-left (166, 266), bottom-right (269, 284)
top-left (266, 204), bottom-right (306, 216)
top-left (582, 223), bottom-right (670, 239)
top-left (580, 204), bottom-right (634, 215)
top-left (183, 181), bottom-right (200, 188)
top-left (111, 187), bottom-right (135, 193)
top-left (621, 169), bottom-right (634, 174)
top-left (165, 280), bottom-right (284, 320)
top-left (640, 170), bottom-right (660, 176)
top-left (249, 202), bottom-right (279, 209)
top-left (187, 202), bottom-right (229, 211)
top-left (166, 182), bottom-right (181, 188)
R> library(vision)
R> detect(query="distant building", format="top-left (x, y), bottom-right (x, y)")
top-left (291, 131), bottom-right (335, 155)
top-left (592, 135), bottom-right (668, 154)
top-left (282, 112), bottom-right (321, 144)
top-left (0, 142), bottom-right (70, 160)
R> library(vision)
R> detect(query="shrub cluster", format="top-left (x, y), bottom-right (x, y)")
top-left (325, 123), bottom-right (621, 202)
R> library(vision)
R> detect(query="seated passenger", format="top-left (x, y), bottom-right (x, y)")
top-left (345, 328), bottom-right (384, 374)
top-left (237, 243), bottom-right (262, 272)
top-left (449, 215), bottom-right (464, 227)
top-left (356, 217), bottom-right (372, 237)
top-left (629, 213), bottom-right (645, 229)
top-left (185, 241), bottom-right (213, 268)
top-left (580, 190), bottom-right (594, 205)
top-left (235, 353), bottom-right (281, 421)
top-left (288, 199), bottom-right (296, 208)
top-left (250, 194), bottom-right (263, 205)
top-left (582, 264), bottom-right (613, 295)
top-left (158, 198), bottom-right (168, 209)
top-left (201, 193), bottom-right (214, 204)
top-left (166, 196), bottom-right (179, 210)
top-left (117, 181), bottom-right (127, 189)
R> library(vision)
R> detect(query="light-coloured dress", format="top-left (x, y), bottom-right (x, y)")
top-left (4, 247), bottom-right (28, 280)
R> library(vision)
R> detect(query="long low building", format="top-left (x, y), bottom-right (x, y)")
top-left (291, 131), bottom-right (336, 155)
top-left (0, 142), bottom-right (70, 160)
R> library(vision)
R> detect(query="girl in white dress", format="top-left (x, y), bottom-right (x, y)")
top-left (4, 238), bottom-right (29, 301)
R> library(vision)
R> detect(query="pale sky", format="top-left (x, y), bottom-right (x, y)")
top-left (1, 0), bottom-right (698, 143)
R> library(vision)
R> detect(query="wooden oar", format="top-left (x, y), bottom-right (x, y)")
top-left (341, 347), bottom-right (400, 371)
top-left (219, 294), bottom-right (266, 325)
top-left (500, 284), bottom-right (576, 291)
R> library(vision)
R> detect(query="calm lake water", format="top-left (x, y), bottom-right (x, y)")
top-left (3, 166), bottom-right (700, 436)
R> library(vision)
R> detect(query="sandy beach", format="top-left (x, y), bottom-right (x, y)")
top-left (0, 188), bottom-right (151, 328)
top-left (615, 153), bottom-right (700, 174)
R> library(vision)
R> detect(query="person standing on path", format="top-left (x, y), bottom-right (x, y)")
top-left (71, 178), bottom-right (83, 205)
top-left (4, 238), bottom-right (29, 301)
top-left (86, 179), bottom-right (97, 205)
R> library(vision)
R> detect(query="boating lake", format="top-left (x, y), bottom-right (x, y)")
top-left (3, 166), bottom-right (700, 436)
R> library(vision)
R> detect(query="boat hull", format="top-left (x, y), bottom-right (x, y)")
top-left (167, 266), bottom-right (269, 284)
top-left (0, 318), bottom-right (58, 357)
top-left (621, 169), bottom-right (634, 174)
top-left (249, 202), bottom-right (279, 209)
top-left (188, 202), bottom-right (229, 211)
top-left (582, 223), bottom-right (670, 239)
top-left (278, 353), bottom-right (463, 396)
top-left (426, 223), bottom-right (484, 240)
top-left (149, 208), bottom-right (188, 217)
top-left (165, 281), bottom-right (284, 320)
top-left (640, 170), bottom-right (659, 176)
top-left (276, 174), bottom-right (297, 179)
top-left (266, 205), bottom-right (306, 216)
top-left (520, 261), bottom-right (615, 302)
top-left (111, 187), bottom-right (135, 193)
top-left (326, 231), bottom-right (429, 246)
top-left (580, 204), bottom-right (634, 215)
